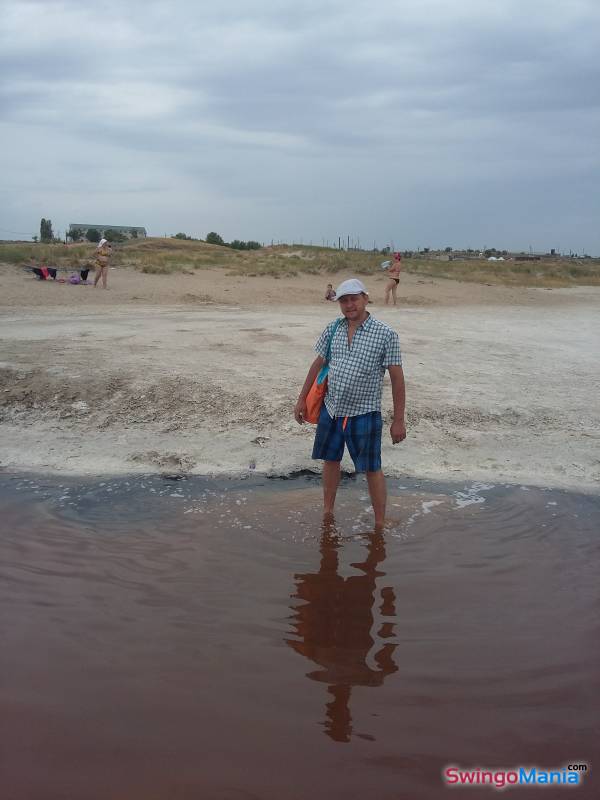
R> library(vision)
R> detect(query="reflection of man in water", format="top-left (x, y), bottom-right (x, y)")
top-left (287, 528), bottom-right (397, 742)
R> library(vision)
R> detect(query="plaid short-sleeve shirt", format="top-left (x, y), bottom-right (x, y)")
top-left (315, 314), bottom-right (402, 417)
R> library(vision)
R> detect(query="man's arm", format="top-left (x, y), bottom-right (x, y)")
top-left (387, 365), bottom-right (407, 444)
top-left (294, 355), bottom-right (326, 424)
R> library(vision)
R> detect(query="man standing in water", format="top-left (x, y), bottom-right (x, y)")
top-left (294, 278), bottom-right (406, 529)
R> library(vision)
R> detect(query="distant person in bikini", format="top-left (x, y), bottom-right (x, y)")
top-left (325, 283), bottom-right (336, 301)
top-left (384, 252), bottom-right (402, 305)
top-left (94, 238), bottom-right (113, 289)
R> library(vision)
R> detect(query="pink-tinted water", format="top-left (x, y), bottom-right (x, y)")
top-left (1, 474), bottom-right (598, 799)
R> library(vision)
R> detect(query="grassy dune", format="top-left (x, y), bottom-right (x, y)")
top-left (1, 238), bottom-right (599, 287)
top-left (405, 256), bottom-right (600, 287)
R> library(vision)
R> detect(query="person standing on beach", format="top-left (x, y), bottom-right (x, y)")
top-left (94, 238), bottom-right (113, 289)
top-left (294, 278), bottom-right (406, 529)
top-left (384, 252), bottom-right (402, 305)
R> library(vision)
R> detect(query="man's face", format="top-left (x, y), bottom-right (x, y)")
top-left (338, 292), bottom-right (368, 321)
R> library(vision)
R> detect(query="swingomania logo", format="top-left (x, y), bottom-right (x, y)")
top-left (443, 764), bottom-right (588, 790)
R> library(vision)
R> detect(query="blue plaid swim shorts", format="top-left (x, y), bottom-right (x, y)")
top-left (312, 404), bottom-right (383, 473)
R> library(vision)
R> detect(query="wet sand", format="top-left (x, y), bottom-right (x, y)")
top-left (1, 473), bottom-right (598, 799)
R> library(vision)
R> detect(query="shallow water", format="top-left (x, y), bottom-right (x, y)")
top-left (1, 472), bottom-right (598, 799)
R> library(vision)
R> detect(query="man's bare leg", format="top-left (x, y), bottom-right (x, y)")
top-left (102, 266), bottom-right (108, 289)
top-left (94, 266), bottom-right (102, 287)
top-left (391, 283), bottom-right (398, 305)
top-left (323, 460), bottom-right (341, 518)
top-left (366, 469), bottom-right (387, 529)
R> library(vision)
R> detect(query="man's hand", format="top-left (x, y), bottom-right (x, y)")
top-left (294, 399), bottom-right (307, 425)
top-left (388, 366), bottom-right (406, 444)
top-left (390, 419), bottom-right (406, 444)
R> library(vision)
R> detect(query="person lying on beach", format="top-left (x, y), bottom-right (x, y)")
top-left (29, 258), bottom-right (57, 280)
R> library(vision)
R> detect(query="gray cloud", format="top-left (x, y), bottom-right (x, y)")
top-left (1, 0), bottom-right (599, 251)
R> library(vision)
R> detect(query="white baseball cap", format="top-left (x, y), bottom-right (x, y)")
top-left (334, 278), bottom-right (369, 300)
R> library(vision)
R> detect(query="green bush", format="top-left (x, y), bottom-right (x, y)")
top-left (206, 232), bottom-right (225, 246)
top-left (230, 239), bottom-right (261, 250)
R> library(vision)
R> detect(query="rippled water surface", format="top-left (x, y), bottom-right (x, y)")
top-left (1, 473), bottom-right (598, 799)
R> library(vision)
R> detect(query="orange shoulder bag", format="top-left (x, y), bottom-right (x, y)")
top-left (304, 318), bottom-right (342, 424)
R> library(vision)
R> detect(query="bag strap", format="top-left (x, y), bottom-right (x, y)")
top-left (324, 317), bottom-right (343, 364)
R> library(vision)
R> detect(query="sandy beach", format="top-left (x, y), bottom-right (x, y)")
top-left (1, 264), bottom-right (598, 491)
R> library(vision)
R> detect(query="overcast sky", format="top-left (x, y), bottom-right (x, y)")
top-left (1, 0), bottom-right (599, 253)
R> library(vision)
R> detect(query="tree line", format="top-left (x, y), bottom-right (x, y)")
top-left (173, 231), bottom-right (261, 250)
top-left (68, 227), bottom-right (132, 243)
top-left (36, 219), bottom-right (259, 249)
